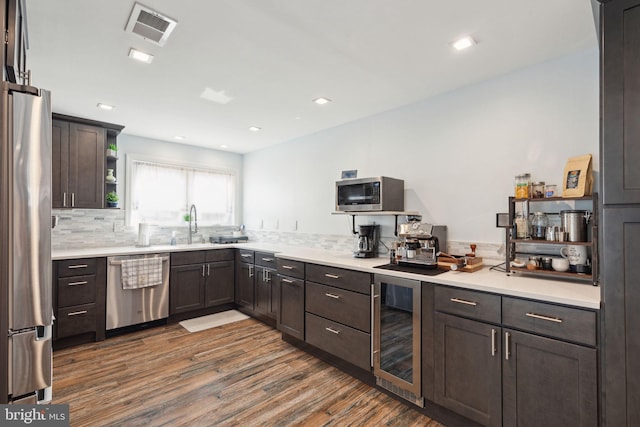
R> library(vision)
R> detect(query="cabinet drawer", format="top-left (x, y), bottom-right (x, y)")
top-left (205, 249), bottom-right (234, 262)
top-left (237, 249), bottom-right (255, 264)
top-left (277, 258), bottom-right (305, 279)
top-left (56, 258), bottom-right (98, 277)
top-left (305, 313), bottom-right (371, 371)
top-left (306, 282), bottom-right (370, 332)
top-left (58, 274), bottom-right (96, 307)
top-left (56, 303), bottom-right (97, 338)
top-left (171, 251), bottom-right (205, 266)
top-left (435, 286), bottom-right (501, 324)
top-left (255, 252), bottom-right (277, 268)
top-left (502, 297), bottom-right (597, 346)
top-left (306, 264), bottom-right (371, 294)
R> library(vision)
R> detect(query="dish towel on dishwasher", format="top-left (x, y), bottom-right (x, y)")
top-left (120, 257), bottom-right (163, 289)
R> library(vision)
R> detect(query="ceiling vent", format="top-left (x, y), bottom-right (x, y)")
top-left (125, 3), bottom-right (177, 47)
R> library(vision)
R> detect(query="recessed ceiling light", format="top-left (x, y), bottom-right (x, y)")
top-left (97, 103), bottom-right (114, 111)
top-left (220, 144), bottom-right (228, 149)
top-left (174, 135), bottom-right (185, 140)
top-left (128, 48), bottom-right (154, 64)
top-left (249, 126), bottom-right (262, 132)
top-left (452, 36), bottom-right (476, 51)
top-left (313, 97), bottom-right (331, 105)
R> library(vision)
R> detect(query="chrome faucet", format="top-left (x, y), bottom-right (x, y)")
top-left (188, 204), bottom-right (198, 244)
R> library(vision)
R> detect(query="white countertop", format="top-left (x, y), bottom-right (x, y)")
top-left (52, 242), bottom-right (601, 310)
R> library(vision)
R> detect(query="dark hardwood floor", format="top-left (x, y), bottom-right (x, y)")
top-left (53, 318), bottom-right (444, 426)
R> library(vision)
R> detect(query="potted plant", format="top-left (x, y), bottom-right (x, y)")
top-left (106, 191), bottom-right (119, 208)
top-left (106, 143), bottom-right (118, 158)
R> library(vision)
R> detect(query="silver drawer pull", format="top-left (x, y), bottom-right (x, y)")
top-left (67, 310), bottom-right (88, 316)
top-left (525, 312), bottom-right (563, 323)
top-left (68, 281), bottom-right (88, 286)
top-left (281, 278), bottom-right (294, 284)
top-left (325, 273), bottom-right (340, 279)
top-left (261, 257), bottom-right (274, 262)
top-left (67, 264), bottom-right (88, 269)
top-left (241, 254), bottom-right (252, 258)
top-left (450, 297), bottom-right (478, 306)
top-left (325, 327), bottom-right (340, 335)
top-left (325, 293), bottom-right (340, 299)
top-left (491, 329), bottom-right (497, 357)
top-left (505, 332), bottom-right (510, 360)
top-left (281, 265), bottom-right (295, 270)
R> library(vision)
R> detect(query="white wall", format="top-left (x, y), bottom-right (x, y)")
top-left (242, 48), bottom-right (599, 246)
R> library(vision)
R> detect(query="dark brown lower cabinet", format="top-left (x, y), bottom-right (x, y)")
top-left (53, 257), bottom-right (106, 347)
top-left (432, 284), bottom-right (599, 427)
top-left (205, 260), bottom-right (234, 307)
top-left (170, 250), bottom-right (235, 316)
top-left (235, 261), bottom-right (255, 310)
top-left (170, 263), bottom-right (205, 314)
top-left (255, 266), bottom-right (278, 319)
top-left (503, 329), bottom-right (597, 427)
top-left (305, 312), bottom-right (370, 371)
top-left (434, 318), bottom-right (598, 427)
top-left (434, 312), bottom-right (502, 427)
top-left (276, 274), bottom-right (304, 340)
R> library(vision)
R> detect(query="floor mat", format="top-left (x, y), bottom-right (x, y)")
top-left (179, 310), bottom-right (250, 333)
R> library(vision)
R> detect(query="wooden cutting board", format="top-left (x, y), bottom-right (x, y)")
top-left (437, 256), bottom-right (484, 272)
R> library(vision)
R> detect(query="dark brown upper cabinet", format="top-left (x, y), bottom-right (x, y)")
top-left (52, 114), bottom-right (124, 209)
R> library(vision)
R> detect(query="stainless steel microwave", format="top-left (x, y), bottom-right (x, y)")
top-left (335, 176), bottom-right (404, 212)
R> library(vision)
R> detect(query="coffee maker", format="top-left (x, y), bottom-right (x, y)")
top-left (353, 224), bottom-right (380, 258)
top-left (397, 223), bottom-right (447, 269)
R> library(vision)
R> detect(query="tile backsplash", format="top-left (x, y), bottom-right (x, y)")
top-left (52, 209), bottom-right (504, 262)
top-left (51, 209), bottom-right (238, 250)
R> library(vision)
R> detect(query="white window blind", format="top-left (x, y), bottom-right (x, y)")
top-left (129, 160), bottom-right (235, 226)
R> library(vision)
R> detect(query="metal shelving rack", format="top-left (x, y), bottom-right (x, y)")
top-left (505, 193), bottom-right (598, 285)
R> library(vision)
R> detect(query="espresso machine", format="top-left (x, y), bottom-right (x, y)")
top-left (353, 224), bottom-right (380, 258)
top-left (397, 223), bottom-right (447, 269)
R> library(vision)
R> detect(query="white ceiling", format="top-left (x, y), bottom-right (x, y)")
top-left (26, 1), bottom-right (598, 154)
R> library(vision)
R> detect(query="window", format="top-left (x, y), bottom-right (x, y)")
top-left (128, 159), bottom-right (236, 226)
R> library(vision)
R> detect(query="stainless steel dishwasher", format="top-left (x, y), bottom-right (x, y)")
top-left (106, 253), bottom-right (170, 330)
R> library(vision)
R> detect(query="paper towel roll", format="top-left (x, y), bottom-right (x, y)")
top-left (138, 223), bottom-right (150, 246)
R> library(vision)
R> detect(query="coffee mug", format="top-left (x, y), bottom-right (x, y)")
top-left (551, 257), bottom-right (570, 272)
top-left (560, 245), bottom-right (588, 266)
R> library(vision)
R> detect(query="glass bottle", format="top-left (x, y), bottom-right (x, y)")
top-left (515, 212), bottom-right (529, 239)
top-left (530, 212), bottom-right (548, 240)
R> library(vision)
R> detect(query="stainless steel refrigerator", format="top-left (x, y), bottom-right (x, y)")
top-left (0, 81), bottom-right (53, 404)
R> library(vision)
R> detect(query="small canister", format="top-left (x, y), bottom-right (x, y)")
top-left (545, 184), bottom-right (558, 198)
top-left (546, 225), bottom-right (557, 241)
top-left (532, 182), bottom-right (545, 199)
top-left (515, 174), bottom-right (530, 199)
top-left (541, 257), bottom-right (553, 270)
top-left (560, 210), bottom-right (591, 242)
